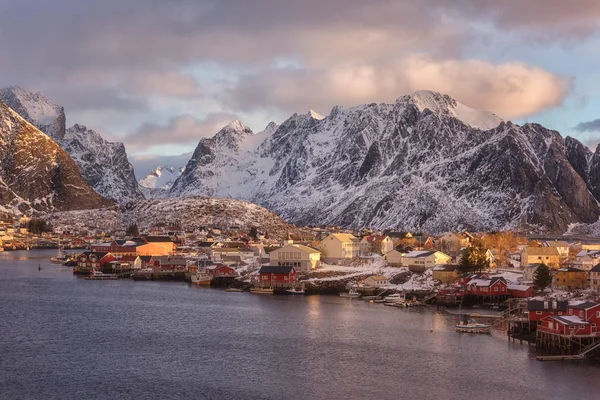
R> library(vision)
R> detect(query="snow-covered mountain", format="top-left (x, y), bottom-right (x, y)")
top-left (0, 86), bottom-right (144, 203)
top-left (45, 196), bottom-right (299, 239)
top-left (0, 100), bottom-right (112, 214)
top-left (170, 90), bottom-right (600, 233)
top-left (138, 165), bottom-right (185, 198)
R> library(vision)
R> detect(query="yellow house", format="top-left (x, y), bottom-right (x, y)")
top-left (432, 264), bottom-right (460, 284)
top-left (386, 247), bottom-right (407, 267)
top-left (363, 275), bottom-right (389, 288)
top-left (401, 250), bottom-right (451, 272)
top-left (136, 236), bottom-right (176, 256)
top-left (553, 267), bottom-right (588, 291)
top-left (521, 246), bottom-right (560, 269)
top-left (320, 233), bottom-right (360, 264)
top-left (589, 264), bottom-right (600, 291)
top-left (269, 244), bottom-right (321, 272)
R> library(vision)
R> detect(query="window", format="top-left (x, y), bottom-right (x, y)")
top-left (536, 311), bottom-right (543, 315)
top-left (580, 325), bottom-right (585, 329)
top-left (494, 287), bottom-right (498, 292)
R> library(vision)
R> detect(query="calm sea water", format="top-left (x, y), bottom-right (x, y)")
top-left (1, 250), bottom-right (599, 400)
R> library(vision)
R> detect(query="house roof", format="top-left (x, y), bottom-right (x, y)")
top-left (528, 300), bottom-right (568, 312)
top-left (523, 246), bottom-right (560, 256)
top-left (197, 241), bottom-right (216, 247)
top-left (404, 250), bottom-right (436, 258)
top-left (81, 251), bottom-right (109, 259)
top-left (271, 244), bottom-right (320, 255)
top-left (553, 315), bottom-right (590, 326)
top-left (144, 236), bottom-right (174, 243)
top-left (259, 266), bottom-right (295, 274)
top-left (545, 240), bottom-right (570, 248)
top-left (568, 301), bottom-right (598, 310)
top-left (329, 233), bottom-right (359, 243)
top-left (139, 256), bottom-right (154, 262)
top-left (507, 284), bottom-right (531, 291)
top-left (433, 264), bottom-right (459, 272)
top-left (591, 264), bottom-right (600, 273)
top-left (366, 275), bottom-right (388, 281)
top-left (556, 267), bottom-right (584, 273)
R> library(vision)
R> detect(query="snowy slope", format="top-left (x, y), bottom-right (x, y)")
top-left (44, 195), bottom-right (299, 239)
top-left (0, 86), bottom-right (65, 139)
top-left (138, 165), bottom-right (185, 198)
top-left (0, 87), bottom-right (143, 203)
top-left (0, 101), bottom-right (112, 214)
top-left (170, 91), bottom-right (599, 233)
top-left (409, 90), bottom-right (503, 131)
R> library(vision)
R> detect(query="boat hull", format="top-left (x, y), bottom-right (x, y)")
top-left (455, 325), bottom-right (491, 334)
top-left (250, 287), bottom-right (274, 294)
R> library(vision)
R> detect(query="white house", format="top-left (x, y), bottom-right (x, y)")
top-left (401, 250), bottom-right (451, 272)
top-left (320, 233), bottom-right (360, 264)
top-left (269, 244), bottom-right (321, 272)
top-left (363, 275), bottom-right (389, 288)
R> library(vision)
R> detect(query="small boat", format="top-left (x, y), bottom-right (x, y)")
top-left (383, 293), bottom-right (405, 302)
top-left (361, 295), bottom-right (382, 301)
top-left (384, 301), bottom-right (409, 308)
top-left (191, 271), bottom-right (212, 286)
top-left (224, 287), bottom-right (244, 292)
top-left (285, 287), bottom-right (305, 295)
top-left (455, 319), bottom-right (491, 334)
top-left (50, 239), bottom-right (68, 264)
top-left (250, 286), bottom-right (274, 294)
top-left (85, 270), bottom-right (118, 280)
top-left (339, 288), bottom-right (361, 299)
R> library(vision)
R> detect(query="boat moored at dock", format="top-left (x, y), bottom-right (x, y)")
top-left (456, 319), bottom-right (491, 334)
top-left (339, 288), bottom-right (361, 299)
top-left (85, 270), bottom-right (118, 280)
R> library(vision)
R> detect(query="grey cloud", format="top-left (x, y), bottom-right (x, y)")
top-left (574, 119), bottom-right (600, 133)
top-left (130, 152), bottom-right (193, 180)
top-left (124, 113), bottom-right (239, 151)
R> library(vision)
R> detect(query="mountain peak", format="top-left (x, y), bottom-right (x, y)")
top-left (308, 109), bottom-right (325, 120)
top-left (403, 90), bottom-right (503, 131)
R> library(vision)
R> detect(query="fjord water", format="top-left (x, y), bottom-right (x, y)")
top-left (1, 251), bottom-right (598, 400)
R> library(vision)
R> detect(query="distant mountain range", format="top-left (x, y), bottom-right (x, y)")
top-left (0, 101), bottom-right (112, 214)
top-left (0, 86), bottom-right (144, 203)
top-left (169, 90), bottom-right (600, 233)
top-left (138, 165), bottom-right (185, 198)
top-left (1, 87), bottom-right (599, 233)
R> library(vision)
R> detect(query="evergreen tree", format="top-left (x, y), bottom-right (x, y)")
top-left (533, 263), bottom-right (552, 292)
top-left (458, 246), bottom-right (490, 274)
top-left (249, 227), bottom-right (258, 241)
top-left (126, 223), bottom-right (140, 237)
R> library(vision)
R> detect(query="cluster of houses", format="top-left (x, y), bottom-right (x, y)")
top-left (526, 299), bottom-right (600, 340)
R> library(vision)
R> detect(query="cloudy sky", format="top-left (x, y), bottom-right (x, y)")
top-left (1, 0), bottom-right (600, 176)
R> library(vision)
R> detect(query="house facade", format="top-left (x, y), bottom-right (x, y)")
top-left (359, 235), bottom-right (394, 256)
top-left (401, 250), bottom-right (451, 272)
top-left (432, 264), bottom-right (460, 284)
top-left (76, 252), bottom-right (116, 272)
top-left (590, 264), bottom-right (600, 291)
top-left (544, 240), bottom-right (570, 259)
top-left (258, 266), bottom-right (297, 284)
top-left (574, 250), bottom-right (600, 271)
top-left (269, 244), bottom-right (321, 272)
top-left (553, 267), bottom-right (588, 291)
top-left (320, 233), bottom-right (360, 264)
top-left (521, 246), bottom-right (560, 269)
top-left (537, 302), bottom-right (600, 337)
top-left (363, 275), bottom-right (389, 288)
top-left (386, 247), bottom-right (407, 267)
top-left (527, 300), bottom-right (568, 322)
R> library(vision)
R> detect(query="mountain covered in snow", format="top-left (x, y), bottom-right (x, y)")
top-left (0, 86), bottom-right (143, 203)
top-left (138, 165), bottom-right (185, 198)
top-left (0, 100), bottom-right (112, 214)
top-left (169, 90), bottom-right (600, 233)
top-left (45, 196), bottom-right (300, 239)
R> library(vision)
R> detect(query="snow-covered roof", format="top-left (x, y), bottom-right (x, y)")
top-left (404, 250), bottom-right (435, 258)
top-left (507, 284), bottom-right (530, 291)
top-left (553, 315), bottom-right (589, 325)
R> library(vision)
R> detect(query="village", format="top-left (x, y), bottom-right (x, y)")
top-left (3, 214), bottom-right (600, 361)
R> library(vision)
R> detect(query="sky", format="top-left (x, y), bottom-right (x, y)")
top-left (1, 0), bottom-right (600, 177)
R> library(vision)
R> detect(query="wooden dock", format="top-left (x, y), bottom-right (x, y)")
top-left (535, 355), bottom-right (585, 361)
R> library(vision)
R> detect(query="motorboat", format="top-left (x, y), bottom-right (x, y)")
top-left (455, 319), bottom-right (491, 334)
top-left (85, 270), bottom-right (118, 280)
top-left (339, 288), bottom-right (361, 299)
top-left (250, 286), bottom-right (274, 294)
top-left (285, 287), bottom-right (305, 295)
top-left (191, 271), bottom-right (212, 286)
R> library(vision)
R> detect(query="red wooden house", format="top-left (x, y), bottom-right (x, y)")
top-left (206, 264), bottom-right (236, 277)
top-left (527, 300), bottom-right (568, 322)
top-left (76, 252), bottom-right (116, 271)
top-left (464, 276), bottom-right (508, 298)
top-left (507, 284), bottom-right (535, 298)
top-left (538, 302), bottom-right (600, 337)
top-left (258, 266), bottom-right (297, 284)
